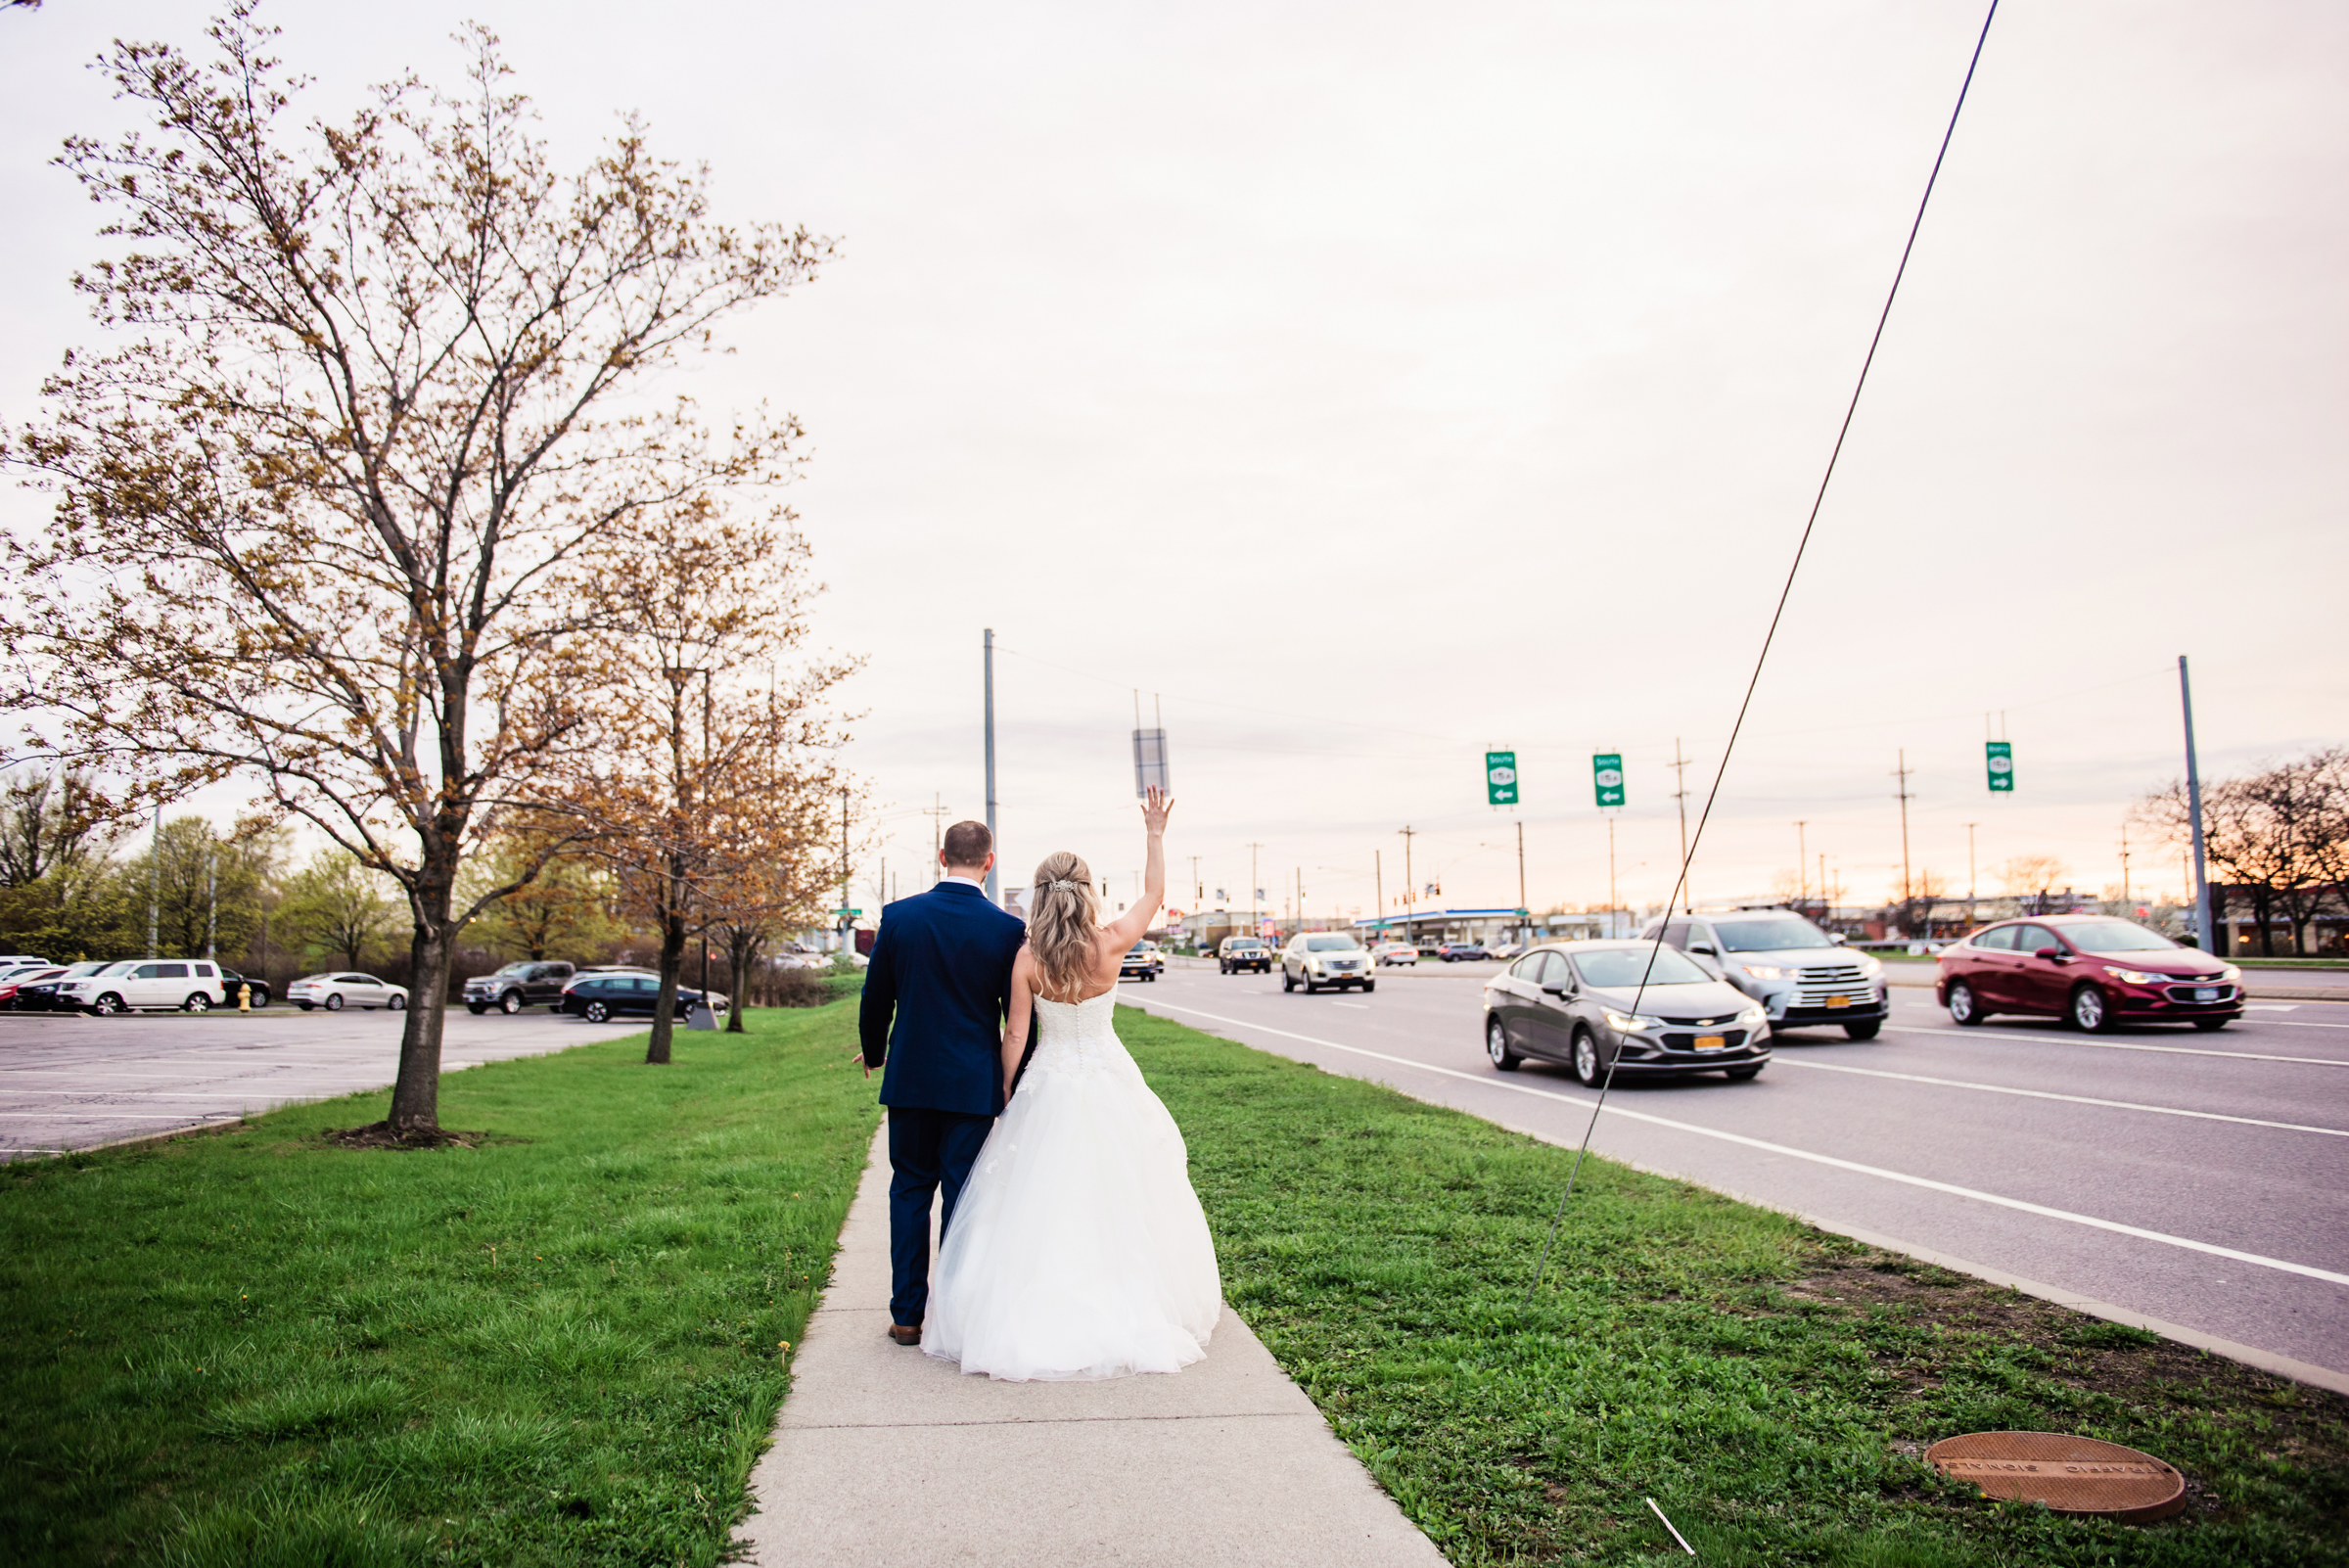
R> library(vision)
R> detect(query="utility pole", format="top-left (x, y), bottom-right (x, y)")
top-left (1398, 826), bottom-right (1416, 949)
top-left (1893, 749), bottom-right (1915, 902)
top-left (1965, 823), bottom-right (1979, 915)
top-left (1819, 852), bottom-right (1828, 921)
top-left (206, 843), bottom-right (218, 960)
top-left (922, 794), bottom-right (951, 887)
top-left (983, 628), bottom-right (999, 903)
top-left (2119, 822), bottom-right (2131, 905)
top-left (1515, 818), bottom-right (1527, 947)
top-left (1189, 854), bottom-right (1201, 911)
top-left (1607, 815), bottom-right (1618, 933)
top-left (2179, 655), bottom-right (2214, 952)
top-left (838, 785), bottom-right (851, 951)
top-left (1669, 739), bottom-right (1692, 911)
top-left (1246, 842), bottom-right (1265, 936)
top-left (147, 807), bottom-right (160, 958)
top-left (1794, 821), bottom-right (1809, 909)
top-left (1295, 867), bottom-right (1304, 936)
top-left (1374, 850), bottom-right (1384, 941)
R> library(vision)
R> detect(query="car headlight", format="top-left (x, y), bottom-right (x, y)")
top-left (1739, 963), bottom-right (1787, 980)
top-left (2219, 965), bottom-right (2240, 983)
top-left (1737, 1003), bottom-right (1768, 1026)
top-left (2104, 965), bottom-right (2165, 986)
top-left (1854, 952), bottom-right (1883, 977)
top-left (1603, 1008), bottom-right (1663, 1032)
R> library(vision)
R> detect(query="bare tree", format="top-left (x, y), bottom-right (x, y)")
top-left (1, 10), bottom-right (828, 1137)
top-left (2142, 749), bottom-right (2349, 954)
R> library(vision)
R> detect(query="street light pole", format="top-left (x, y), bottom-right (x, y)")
top-left (2179, 655), bottom-right (2215, 952)
top-left (1515, 819), bottom-right (1527, 948)
top-left (983, 628), bottom-right (999, 903)
top-left (838, 785), bottom-right (851, 952)
top-left (1399, 826), bottom-right (1416, 950)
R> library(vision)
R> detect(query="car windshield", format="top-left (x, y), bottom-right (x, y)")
top-left (2057, 920), bottom-right (2177, 953)
top-left (1229, 942), bottom-right (1262, 951)
top-left (492, 961), bottom-right (533, 975)
top-left (1572, 946), bottom-right (1713, 988)
top-left (1305, 936), bottom-right (1361, 952)
top-left (1711, 916), bottom-right (1833, 952)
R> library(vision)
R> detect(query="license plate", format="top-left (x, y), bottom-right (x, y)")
top-left (1693, 1035), bottom-right (1727, 1051)
top-left (2195, 987), bottom-right (2217, 1001)
top-left (1826, 994), bottom-right (1850, 1008)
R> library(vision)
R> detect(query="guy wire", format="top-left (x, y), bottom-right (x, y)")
top-left (1522, 0), bottom-right (2004, 1311)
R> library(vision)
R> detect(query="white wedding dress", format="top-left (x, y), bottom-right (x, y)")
top-left (922, 989), bottom-right (1221, 1381)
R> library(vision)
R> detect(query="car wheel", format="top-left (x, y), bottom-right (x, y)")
top-left (93, 992), bottom-right (124, 1017)
top-left (325, 993), bottom-right (345, 1012)
top-left (1486, 1016), bottom-right (1523, 1072)
top-left (1571, 1028), bottom-right (1602, 1086)
top-left (2191, 1017), bottom-right (2230, 1032)
top-left (389, 994), bottom-right (405, 1011)
top-left (1946, 980), bottom-right (1984, 1026)
top-left (467, 1002), bottom-right (487, 1015)
top-left (1304, 978), bottom-right (1319, 993)
top-left (1282, 971), bottom-right (1295, 992)
top-left (1726, 1064), bottom-right (1764, 1082)
top-left (584, 1000), bottom-right (610, 1023)
top-left (183, 992), bottom-right (211, 1013)
top-left (1843, 1020), bottom-right (1881, 1041)
top-left (2068, 985), bottom-right (2110, 1033)
top-left (500, 991), bottom-right (524, 1015)
top-left (1362, 981), bottom-right (1375, 993)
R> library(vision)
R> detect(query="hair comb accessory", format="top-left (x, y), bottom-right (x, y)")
top-left (1047, 878), bottom-right (1079, 891)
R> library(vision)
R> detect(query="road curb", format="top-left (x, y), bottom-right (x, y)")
top-left (1472, 1116), bottom-right (2349, 1398)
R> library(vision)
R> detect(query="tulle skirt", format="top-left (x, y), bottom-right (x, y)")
top-left (922, 1054), bottom-right (1221, 1381)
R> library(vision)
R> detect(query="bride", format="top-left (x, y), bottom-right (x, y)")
top-left (922, 787), bottom-right (1221, 1380)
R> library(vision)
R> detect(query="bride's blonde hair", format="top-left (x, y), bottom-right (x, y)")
top-left (1027, 851), bottom-right (1100, 1001)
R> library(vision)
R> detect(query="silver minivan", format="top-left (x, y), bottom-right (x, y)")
top-left (1639, 909), bottom-right (1888, 1039)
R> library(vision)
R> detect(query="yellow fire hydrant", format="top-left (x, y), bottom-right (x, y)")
top-left (238, 982), bottom-right (252, 1013)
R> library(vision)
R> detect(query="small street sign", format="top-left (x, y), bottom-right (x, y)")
top-left (1592, 752), bottom-right (1626, 807)
top-left (1986, 741), bottom-right (2014, 794)
top-left (833, 907), bottom-right (862, 918)
top-left (1486, 750), bottom-right (1518, 807)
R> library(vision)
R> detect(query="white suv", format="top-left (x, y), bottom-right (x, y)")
top-left (61, 959), bottom-right (233, 1015)
top-left (1282, 933), bottom-right (1375, 994)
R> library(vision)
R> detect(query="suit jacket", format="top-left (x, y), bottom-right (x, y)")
top-left (859, 880), bottom-right (1028, 1116)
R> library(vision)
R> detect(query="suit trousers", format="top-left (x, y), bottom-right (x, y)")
top-left (887, 1105), bottom-right (994, 1327)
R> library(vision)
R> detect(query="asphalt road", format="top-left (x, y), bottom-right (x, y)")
top-left (1122, 959), bottom-right (2349, 1390)
top-left (0, 1007), bottom-right (658, 1160)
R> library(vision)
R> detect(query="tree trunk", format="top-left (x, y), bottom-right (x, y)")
top-left (648, 900), bottom-right (685, 1065)
top-left (387, 874), bottom-right (455, 1134)
top-left (2255, 887), bottom-right (2275, 955)
top-left (725, 929), bottom-right (757, 1033)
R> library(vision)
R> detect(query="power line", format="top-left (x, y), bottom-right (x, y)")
top-left (1525, 0), bottom-right (2006, 1309)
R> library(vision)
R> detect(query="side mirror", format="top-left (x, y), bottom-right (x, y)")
top-left (1541, 983), bottom-right (1568, 997)
top-left (2034, 945), bottom-right (2063, 960)
top-left (1689, 943), bottom-right (1718, 957)
top-left (1829, 933), bottom-right (1848, 945)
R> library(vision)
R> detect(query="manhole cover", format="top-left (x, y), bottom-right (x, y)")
top-left (1925, 1431), bottom-right (2186, 1522)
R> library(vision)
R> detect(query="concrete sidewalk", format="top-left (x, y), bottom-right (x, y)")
top-left (737, 1127), bottom-right (1448, 1568)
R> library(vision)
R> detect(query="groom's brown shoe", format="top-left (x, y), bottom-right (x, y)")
top-left (888, 1323), bottom-right (922, 1346)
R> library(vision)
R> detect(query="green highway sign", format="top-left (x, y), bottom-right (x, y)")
top-left (1592, 752), bottom-right (1625, 807)
top-left (1985, 741), bottom-right (2014, 794)
top-left (1485, 750), bottom-right (1518, 807)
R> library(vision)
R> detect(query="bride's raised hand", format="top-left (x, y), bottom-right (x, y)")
top-left (1140, 785), bottom-right (1174, 837)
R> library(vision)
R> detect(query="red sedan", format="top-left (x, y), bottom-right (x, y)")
top-left (1935, 915), bottom-right (2242, 1033)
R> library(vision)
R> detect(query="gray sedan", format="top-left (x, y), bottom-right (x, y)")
top-left (1481, 941), bottom-right (1771, 1084)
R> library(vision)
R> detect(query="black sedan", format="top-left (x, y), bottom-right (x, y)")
top-left (216, 967), bottom-right (272, 1009)
top-left (559, 971), bottom-right (728, 1024)
top-left (1482, 941), bottom-right (1771, 1084)
top-left (13, 961), bottom-right (108, 1012)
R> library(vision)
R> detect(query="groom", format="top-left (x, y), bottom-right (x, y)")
top-left (856, 820), bottom-right (1028, 1345)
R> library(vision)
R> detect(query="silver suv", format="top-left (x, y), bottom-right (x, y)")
top-left (1638, 908), bottom-right (1887, 1039)
top-left (1281, 933), bottom-right (1374, 994)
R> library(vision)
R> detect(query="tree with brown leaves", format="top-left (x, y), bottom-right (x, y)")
top-left (0, 9), bottom-right (829, 1138)
top-left (571, 495), bottom-right (854, 1065)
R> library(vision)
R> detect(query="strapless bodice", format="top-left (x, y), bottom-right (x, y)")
top-left (1029, 990), bottom-right (1130, 1081)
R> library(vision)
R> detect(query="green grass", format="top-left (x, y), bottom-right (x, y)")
top-left (0, 1003), bottom-right (879, 1566)
top-left (1119, 1004), bottom-right (2349, 1566)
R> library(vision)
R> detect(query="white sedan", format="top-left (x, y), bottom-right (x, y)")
top-left (287, 972), bottom-right (410, 1012)
top-left (1373, 943), bottom-right (1419, 967)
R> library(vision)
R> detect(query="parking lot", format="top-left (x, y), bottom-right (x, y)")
top-left (0, 1006), bottom-right (652, 1160)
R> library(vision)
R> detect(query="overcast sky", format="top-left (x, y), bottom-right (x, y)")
top-left (4, 1), bottom-right (2344, 924)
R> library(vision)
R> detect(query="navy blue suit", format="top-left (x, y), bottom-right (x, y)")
top-left (859, 879), bottom-right (1027, 1326)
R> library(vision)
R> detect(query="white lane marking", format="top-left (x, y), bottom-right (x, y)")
top-left (1330, 1002), bottom-right (1370, 1010)
top-left (2274, 1021), bottom-right (2349, 1031)
top-left (1888, 1024), bottom-right (2349, 1068)
top-left (1140, 998), bottom-right (2349, 1290)
top-left (1771, 1057), bottom-right (2349, 1138)
top-left (2245, 1004), bottom-right (2300, 1012)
